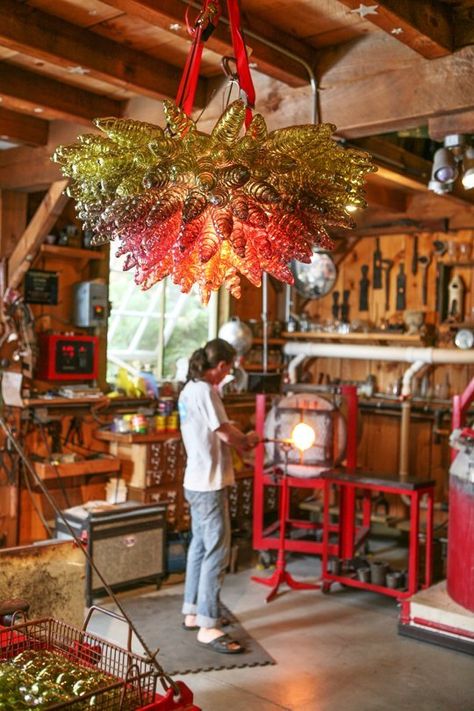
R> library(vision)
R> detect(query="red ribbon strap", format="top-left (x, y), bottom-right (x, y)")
top-left (176, 0), bottom-right (221, 117)
top-left (226, 0), bottom-right (255, 128)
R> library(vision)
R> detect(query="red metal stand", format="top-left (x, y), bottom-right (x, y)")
top-left (251, 445), bottom-right (320, 602)
top-left (252, 386), bottom-right (359, 561)
top-left (321, 470), bottom-right (434, 599)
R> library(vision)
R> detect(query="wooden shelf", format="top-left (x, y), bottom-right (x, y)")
top-left (251, 338), bottom-right (287, 346)
top-left (282, 331), bottom-right (423, 344)
top-left (94, 428), bottom-right (181, 444)
top-left (33, 455), bottom-right (120, 480)
top-left (242, 363), bottom-right (282, 372)
top-left (40, 244), bottom-right (105, 262)
top-left (22, 395), bottom-right (109, 408)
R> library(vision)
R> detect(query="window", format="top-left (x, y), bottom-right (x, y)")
top-left (107, 251), bottom-right (218, 383)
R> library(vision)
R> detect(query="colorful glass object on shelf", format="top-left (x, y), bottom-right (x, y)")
top-left (53, 100), bottom-right (375, 303)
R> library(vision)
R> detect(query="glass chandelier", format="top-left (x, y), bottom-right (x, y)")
top-left (53, 0), bottom-right (376, 304)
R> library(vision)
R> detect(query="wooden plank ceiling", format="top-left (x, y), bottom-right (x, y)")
top-left (0, 0), bottom-right (473, 243)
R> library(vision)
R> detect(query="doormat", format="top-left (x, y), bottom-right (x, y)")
top-left (107, 594), bottom-right (276, 675)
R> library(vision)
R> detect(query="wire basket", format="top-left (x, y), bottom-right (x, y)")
top-left (0, 613), bottom-right (158, 710)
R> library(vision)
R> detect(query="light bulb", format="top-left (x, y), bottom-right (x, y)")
top-left (291, 422), bottom-right (316, 451)
top-left (462, 147), bottom-right (474, 190)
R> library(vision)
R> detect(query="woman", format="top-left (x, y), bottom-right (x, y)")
top-left (178, 338), bottom-right (259, 654)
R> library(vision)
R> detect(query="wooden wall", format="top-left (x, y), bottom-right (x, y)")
top-left (232, 228), bottom-right (474, 508)
top-left (0, 193), bottom-right (112, 545)
top-left (304, 230), bottom-right (474, 395)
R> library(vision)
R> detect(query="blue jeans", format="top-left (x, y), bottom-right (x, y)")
top-left (182, 488), bottom-right (231, 628)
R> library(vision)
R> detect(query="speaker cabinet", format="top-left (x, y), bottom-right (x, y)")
top-left (56, 502), bottom-right (166, 605)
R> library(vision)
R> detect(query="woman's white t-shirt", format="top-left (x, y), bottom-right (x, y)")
top-left (178, 380), bottom-right (234, 491)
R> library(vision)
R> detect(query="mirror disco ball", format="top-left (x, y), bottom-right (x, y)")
top-left (291, 250), bottom-right (337, 299)
top-left (218, 318), bottom-right (253, 355)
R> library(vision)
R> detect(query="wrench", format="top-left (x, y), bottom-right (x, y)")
top-left (418, 255), bottom-right (432, 306)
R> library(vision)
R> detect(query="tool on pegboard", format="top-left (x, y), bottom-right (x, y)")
top-left (396, 263), bottom-right (406, 311)
top-left (359, 265), bottom-right (370, 312)
top-left (448, 274), bottom-right (465, 321)
top-left (418, 254), bottom-right (432, 307)
top-left (331, 291), bottom-right (340, 321)
top-left (373, 237), bottom-right (383, 289)
top-left (382, 259), bottom-right (394, 311)
top-left (411, 234), bottom-right (419, 275)
top-left (341, 290), bottom-right (351, 323)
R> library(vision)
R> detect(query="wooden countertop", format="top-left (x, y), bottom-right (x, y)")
top-left (94, 428), bottom-right (181, 444)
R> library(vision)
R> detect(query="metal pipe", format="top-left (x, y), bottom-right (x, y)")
top-left (400, 360), bottom-right (425, 481)
top-left (284, 341), bottom-right (474, 365)
top-left (262, 271), bottom-right (268, 372)
top-left (284, 342), bottom-right (474, 484)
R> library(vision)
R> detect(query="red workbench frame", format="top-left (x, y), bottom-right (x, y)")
top-left (320, 469), bottom-right (435, 600)
top-left (252, 386), bottom-right (359, 558)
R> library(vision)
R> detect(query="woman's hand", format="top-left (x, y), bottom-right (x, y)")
top-left (244, 430), bottom-right (260, 450)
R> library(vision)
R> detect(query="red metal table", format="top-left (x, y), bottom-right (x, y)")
top-left (321, 468), bottom-right (435, 600)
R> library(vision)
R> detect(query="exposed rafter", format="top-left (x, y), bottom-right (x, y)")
top-left (8, 179), bottom-right (69, 291)
top-left (337, 0), bottom-right (454, 58)
top-left (0, 0), bottom-right (206, 106)
top-left (98, 0), bottom-right (313, 87)
top-left (0, 106), bottom-right (48, 146)
top-left (428, 109), bottom-right (474, 141)
top-left (318, 41), bottom-right (474, 137)
top-left (0, 64), bottom-right (125, 125)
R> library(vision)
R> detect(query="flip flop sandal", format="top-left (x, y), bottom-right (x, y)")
top-left (183, 617), bottom-right (231, 631)
top-left (197, 633), bottom-right (244, 655)
top-left (182, 622), bottom-right (199, 631)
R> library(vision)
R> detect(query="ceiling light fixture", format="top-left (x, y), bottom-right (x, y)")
top-left (462, 146), bottom-right (474, 190)
top-left (53, 0), bottom-right (376, 304)
top-left (428, 133), bottom-right (474, 194)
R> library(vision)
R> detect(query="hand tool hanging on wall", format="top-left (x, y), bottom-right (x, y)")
top-left (418, 255), bottom-right (431, 307)
top-left (412, 234), bottom-right (419, 275)
top-left (341, 290), bottom-right (350, 323)
top-left (448, 274), bottom-right (465, 321)
top-left (436, 263), bottom-right (452, 320)
top-left (373, 238), bottom-right (383, 289)
top-left (331, 291), bottom-right (340, 321)
top-left (382, 259), bottom-right (394, 311)
top-left (359, 265), bottom-right (370, 312)
top-left (396, 263), bottom-right (407, 311)
top-left (433, 240), bottom-right (448, 257)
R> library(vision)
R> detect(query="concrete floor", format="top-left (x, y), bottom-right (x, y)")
top-left (89, 553), bottom-right (474, 711)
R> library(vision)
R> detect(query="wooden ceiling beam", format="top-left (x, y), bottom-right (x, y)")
top-left (0, 64), bottom-right (125, 125)
top-left (0, 0), bottom-right (206, 105)
top-left (365, 180), bottom-right (407, 212)
top-left (98, 0), bottom-right (312, 87)
top-left (8, 179), bottom-right (69, 291)
top-left (428, 110), bottom-right (474, 141)
top-left (0, 106), bottom-right (48, 146)
top-left (337, 0), bottom-right (454, 58)
top-left (318, 40), bottom-right (474, 138)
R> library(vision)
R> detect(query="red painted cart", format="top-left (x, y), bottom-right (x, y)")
top-left (0, 614), bottom-right (200, 710)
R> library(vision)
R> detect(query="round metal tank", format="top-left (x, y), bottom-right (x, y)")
top-left (447, 440), bottom-right (474, 611)
top-left (264, 392), bottom-right (346, 477)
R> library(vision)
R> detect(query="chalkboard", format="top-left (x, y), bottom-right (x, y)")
top-left (24, 269), bottom-right (58, 305)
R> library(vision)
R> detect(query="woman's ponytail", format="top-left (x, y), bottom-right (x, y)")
top-left (187, 338), bottom-right (236, 381)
